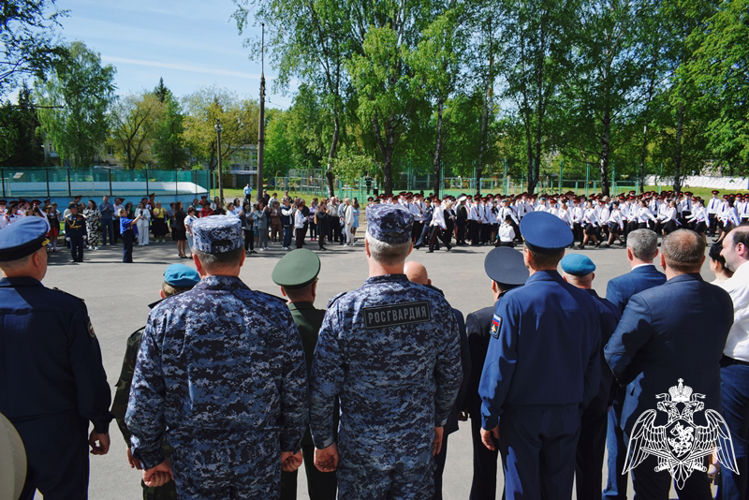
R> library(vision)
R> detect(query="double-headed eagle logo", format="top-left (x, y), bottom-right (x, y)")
top-left (624, 378), bottom-right (739, 489)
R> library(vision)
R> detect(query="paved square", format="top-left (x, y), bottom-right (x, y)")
top-left (35, 237), bottom-right (712, 499)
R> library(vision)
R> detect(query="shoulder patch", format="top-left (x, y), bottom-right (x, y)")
top-left (327, 291), bottom-right (348, 308)
top-left (88, 319), bottom-right (96, 339)
top-left (490, 314), bottom-right (502, 339)
top-left (363, 301), bottom-right (432, 329)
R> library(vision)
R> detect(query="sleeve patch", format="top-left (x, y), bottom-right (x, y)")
top-left (88, 320), bottom-right (96, 339)
top-left (490, 315), bottom-right (502, 339)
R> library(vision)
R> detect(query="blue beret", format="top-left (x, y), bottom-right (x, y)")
top-left (520, 211), bottom-right (573, 252)
top-left (366, 204), bottom-right (413, 245)
top-left (192, 215), bottom-right (242, 254)
top-left (163, 264), bottom-right (200, 288)
top-left (0, 217), bottom-right (49, 262)
top-left (484, 247), bottom-right (529, 285)
top-left (560, 254), bottom-right (596, 276)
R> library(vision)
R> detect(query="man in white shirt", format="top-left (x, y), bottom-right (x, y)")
top-left (707, 190), bottom-right (721, 236)
top-left (719, 226), bottom-right (749, 498)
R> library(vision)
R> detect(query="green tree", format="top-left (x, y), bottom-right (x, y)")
top-left (182, 87), bottom-right (259, 171)
top-left (109, 92), bottom-right (163, 169)
top-left (411, 6), bottom-right (468, 196)
top-left (264, 108), bottom-right (293, 177)
top-left (154, 77), bottom-right (169, 103)
top-left (233, 0), bottom-right (351, 196)
top-left (557, 0), bottom-right (653, 196)
top-left (0, 83), bottom-right (45, 166)
top-left (152, 92), bottom-right (188, 169)
top-left (35, 41), bottom-right (116, 168)
top-left (683, 0), bottom-right (749, 169)
top-left (1, 0), bottom-right (68, 97)
top-left (498, 0), bottom-right (579, 194)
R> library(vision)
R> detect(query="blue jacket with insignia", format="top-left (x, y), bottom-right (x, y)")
top-left (479, 270), bottom-right (601, 430)
top-left (310, 273), bottom-right (462, 467)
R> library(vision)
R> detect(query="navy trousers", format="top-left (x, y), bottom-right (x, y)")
top-left (499, 404), bottom-right (580, 500)
top-left (720, 363), bottom-right (749, 499)
top-left (17, 411), bottom-right (90, 500)
top-left (101, 218), bottom-right (114, 245)
top-left (70, 236), bottom-right (84, 262)
top-left (575, 399), bottom-right (608, 500)
top-left (470, 414), bottom-right (499, 500)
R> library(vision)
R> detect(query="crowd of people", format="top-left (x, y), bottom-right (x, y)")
top-left (2, 187), bottom-right (749, 500)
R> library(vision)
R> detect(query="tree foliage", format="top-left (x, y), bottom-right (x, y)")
top-left (109, 92), bottom-right (163, 169)
top-left (35, 41), bottom-right (116, 168)
top-left (0, 0), bottom-right (68, 98)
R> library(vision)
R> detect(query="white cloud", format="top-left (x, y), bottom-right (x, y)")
top-left (101, 56), bottom-right (262, 81)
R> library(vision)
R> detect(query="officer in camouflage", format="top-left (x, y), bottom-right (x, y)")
top-left (111, 264), bottom-right (202, 499)
top-left (310, 203), bottom-right (463, 499)
top-left (126, 215), bottom-right (309, 499)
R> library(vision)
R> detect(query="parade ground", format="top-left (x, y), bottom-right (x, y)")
top-left (36, 238), bottom-right (714, 499)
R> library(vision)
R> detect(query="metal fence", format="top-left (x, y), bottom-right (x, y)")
top-left (0, 167), bottom-right (211, 199)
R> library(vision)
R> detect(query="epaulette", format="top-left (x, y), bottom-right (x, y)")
top-left (51, 287), bottom-right (85, 303)
top-left (327, 291), bottom-right (348, 308)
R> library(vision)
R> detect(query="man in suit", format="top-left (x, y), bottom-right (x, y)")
top-left (404, 260), bottom-right (471, 500)
top-left (603, 228), bottom-right (666, 499)
top-left (605, 229), bottom-right (734, 498)
top-left (718, 226), bottom-right (749, 498)
top-left (465, 247), bottom-right (529, 500)
top-left (560, 254), bottom-right (622, 500)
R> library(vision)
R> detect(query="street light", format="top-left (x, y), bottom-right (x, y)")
top-left (215, 118), bottom-right (224, 205)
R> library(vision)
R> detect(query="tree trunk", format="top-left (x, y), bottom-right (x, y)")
top-left (673, 102), bottom-right (684, 193)
top-left (432, 99), bottom-right (444, 197)
top-left (325, 114), bottom-right (340, 197)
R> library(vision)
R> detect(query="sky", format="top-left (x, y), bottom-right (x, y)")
top-left (54, 0), bottom-right (293, 108)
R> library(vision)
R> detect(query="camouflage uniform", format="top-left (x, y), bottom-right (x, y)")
top-left (310, 274), bottom-right (463, 499)
top-left (111, 327), bottom-right (176, 500)
top-left (125, 275), bottom-right (309, 500)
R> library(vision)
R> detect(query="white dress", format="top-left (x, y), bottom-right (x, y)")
top-left (136, 208), bottom-right (151, 245)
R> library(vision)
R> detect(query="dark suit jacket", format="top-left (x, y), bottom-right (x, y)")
top-left (465, 305), bottom-right (495, 420)
top-left (605, 264), bottom-right (666, 313)
top-left (446, 308), bottom-right (471, 435)
top-left (604, 273), bottom-right (734, 435)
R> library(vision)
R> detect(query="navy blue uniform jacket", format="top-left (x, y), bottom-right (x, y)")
top-left (0, 277), bottom-right (111, 432)
top-left (479, 270), bottom-right (601, 430)
top-left (604, 273), bottom-right (734, 435)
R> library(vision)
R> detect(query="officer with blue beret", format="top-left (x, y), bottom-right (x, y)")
top-left (0, 217), bottom-right (112, 499)
top-left (126, 215), bottom-right (309, 499)
top-left (465, 247), bottom-right (528, 499)
top-left (111, 263), bottom-right (202, 499)
top-left (310, 204), bottom-right (463, 499)
top-left (479, 211), bottom-right (601, 500)
top-left (560, 254), bottom-right (622, 500)
top-left (273, 249), bottom-right (338, 500)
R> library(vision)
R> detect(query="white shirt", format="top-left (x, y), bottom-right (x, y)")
top-left (294, 210), bottom-right (306, 229)
top-left (498, 223), bottom-right (515, 242)
top-left (721, 261), bottom-right (749, 362)
top-left (431, 205), bottom-right (447, 230)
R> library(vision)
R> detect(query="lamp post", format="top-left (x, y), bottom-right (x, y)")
top-left (215, 118), bottom-right (224, 205)
top-left (257, 23), bottom-right (266, 202)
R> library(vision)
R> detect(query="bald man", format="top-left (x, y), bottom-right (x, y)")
top-left (404, 261), bottom-right (471, 500)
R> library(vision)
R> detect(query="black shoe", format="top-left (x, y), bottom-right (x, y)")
top-left (427, 250), bottom-right (434, 253)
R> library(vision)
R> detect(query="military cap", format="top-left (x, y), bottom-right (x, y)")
top-left (163, 264), bottom-right (200, 288)
top-left (192, 215), bottom-right (242, 254)
top-left (712, 190), bottom-right (720, 194)
top-left (520, 211), bottom-right (573, 253)
top-left (0, 412), bottom-right (27, 500)
top-left (560, 254), bottom-right (596, 276)
top-left (366, 203), bottom-right (413, 245)
top-left (272, 248), bottom-right (321, 289)
top-left (484, 247), bottom-right (529, 286)
top-left (0, 217), bottom-right (49, 262)
top-left (68, 202), bottom-right (78, 209)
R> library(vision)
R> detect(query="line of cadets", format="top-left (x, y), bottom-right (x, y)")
top-left (363, 188), bottom-right (749, 250)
